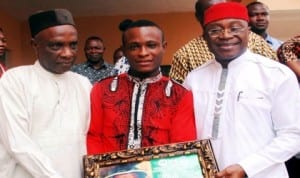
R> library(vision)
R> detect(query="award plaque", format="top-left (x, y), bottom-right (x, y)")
top-left (84, 139), bottom-right (218, 178)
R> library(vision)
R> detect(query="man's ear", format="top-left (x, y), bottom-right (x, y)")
top-left (162, 41), bottom-right (167, 49)
top-left (30, 38), bottom-right (39, 57)
top-left (30, 38), bottom-right (37, 49)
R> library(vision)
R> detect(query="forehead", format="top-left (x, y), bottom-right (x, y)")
top-left (124, 26), bottom-right (163, 43)
top-left (36, 25), bottom-right (77, 40)
top-left (87, 39), bottom-right (103, 46)
top-left (205, 18), bottom-right (248, 28)
top-left (248, 3), bottom-right (268, 12)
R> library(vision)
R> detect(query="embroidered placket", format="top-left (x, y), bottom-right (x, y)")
top-left (212, 68), bottom-right (228, 139)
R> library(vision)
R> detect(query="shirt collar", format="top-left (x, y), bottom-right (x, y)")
top-left (34, 60), bottom-right (68, 80)
top-left (128, 72), bottom-right (162, 84)
top-left (85, 61), bottom-right (108, 70)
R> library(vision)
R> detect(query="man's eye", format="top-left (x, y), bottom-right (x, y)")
top-left (230, 27), bottom-right (242, 33)
top-left (208, 29), bottom-right (223, 35)
top-left (0, 38), bottom-right (7, 43)
top-left (211, 29), bottom-right (222, 33)
top-left (70, 42), bottom-right (78, 50)
top-left (147, 43), bottom-right (158, 49)
top-left (49, 43), bottom-right (63, 50)
top-left (128, 44), bottom-right (139, 50)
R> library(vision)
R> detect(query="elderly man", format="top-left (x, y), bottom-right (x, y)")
top-left (184, 2), bottom-right (300, 178)
top-left (0, 9), bottom-right (91, 178)
top-left (169, 0), bottom-right (277, 84)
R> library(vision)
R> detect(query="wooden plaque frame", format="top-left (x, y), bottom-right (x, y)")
top-left (83, 139), bottom-right (218, 178)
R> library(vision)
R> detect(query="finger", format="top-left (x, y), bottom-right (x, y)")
top-left (216, 170), bottom-right (227, 178)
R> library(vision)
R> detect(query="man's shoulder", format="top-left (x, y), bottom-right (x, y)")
top-left (2, 65), bottom-right (33, 78)
top-left (103, 62), bottom-right (114, 69)
top-left (267, 35), bottom-right (283, 43)
top-left (93, 74), bottom-right (118, 85)
top-left (71, 62), bottom-right (88, 70)
top-left (248, 32), bottom-right (277, 60)
top-left (247, 51), bottom-right (291, 71)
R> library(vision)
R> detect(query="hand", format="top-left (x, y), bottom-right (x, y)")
top-left (215, 164), bottom-right (246, 178)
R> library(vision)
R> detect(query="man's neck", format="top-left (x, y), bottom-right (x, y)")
top-left (252, 29), bottom-right (268, 39)
top-left (128, 69), bottom-right (160, 80)
top-left (88, 59), bottom-right (104, 70)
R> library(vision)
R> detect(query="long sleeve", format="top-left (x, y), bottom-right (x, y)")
top-left (170, 91), bottom-right (196, 142)
top-left (239, 72), bottom-right (300, 177)
top-left (0, 73), bottom-right (62, 178)
top-left (87, 83), bottom-right (104, 154)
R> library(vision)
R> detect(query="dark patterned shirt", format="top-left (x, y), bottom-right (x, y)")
top-left (71, 61), bottom-right (114, 84)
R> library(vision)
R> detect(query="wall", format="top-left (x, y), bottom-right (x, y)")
top-left (268, 10), bottom-right (300, 41)
top-left (0, 11), bottom-right (22, 68)
top-left (3, 9), bottom-right (300, 67)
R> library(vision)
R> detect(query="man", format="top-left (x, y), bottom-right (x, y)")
top-left (87, 19), bottom-right (196, 154)
top-left (184, 2), bottom-right (300, 178)
top-left (113, 47), bottom-right (124, 64)
top-left (72, 36), bottom-right (114, 84)
top-left (0, 9), bottom-right (91, 178)
top-left (277, 35), bottom-right (300, 84)
top-left (0, 27), bottom-right (7, 77)
top-left (247, 1), bottom-right (283, 50)
top-left (277, 35), bottom-right (300, 178)
top-left (169, 0), bottom-right (277, 84)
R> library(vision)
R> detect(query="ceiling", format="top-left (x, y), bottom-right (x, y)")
top-left (1, 0), bottom-right (298, 21)
top-left (0, 0), bottom-right (197, 20)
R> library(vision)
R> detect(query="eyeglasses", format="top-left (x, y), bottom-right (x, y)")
top-left (207, 26), bottom-right (247, 38)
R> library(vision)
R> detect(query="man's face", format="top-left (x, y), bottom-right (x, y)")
top-left (0, 31), bottom-right (8, 58)
top-left (123, 26), bottom-right (166, 77)
top-left (204, 19), bottom-right (250, 63)
top-left (33, 25), bottom-right (78, 74)
top-left (84, 39), bottom-right (105, 63)
top-left (247, 4), bottom-right (270, 32)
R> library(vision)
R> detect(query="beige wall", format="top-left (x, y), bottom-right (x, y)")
top-left (0, 11), bottom-right (22, 68)
top-left (268, 10), bottom-right (300, 41)
top-left (1, 8), bottom-right (300, 68)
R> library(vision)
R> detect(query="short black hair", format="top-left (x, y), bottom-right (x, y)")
top-left (246, 1), bottom-right (266, 9)
top-left (195, 0), bottom-right (206, 25)
top-left (84, 36), bottom-right (104, 48)
top-left (119, 19), bottom-right (165, 45)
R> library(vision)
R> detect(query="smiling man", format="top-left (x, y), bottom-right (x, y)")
top-left (87, 19), bottom-right (196, 154)
top-left (0, 9), bottom-right (91, 178)
top-left (247, 1), bottom-right (283, 50)
top-left (184, 2), bottom-right (300, 178)
top-left (72, 36), bottom-right (114, 84)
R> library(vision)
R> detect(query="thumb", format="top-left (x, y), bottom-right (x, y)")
top-left (216, 169), bottom-right (227, 178)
